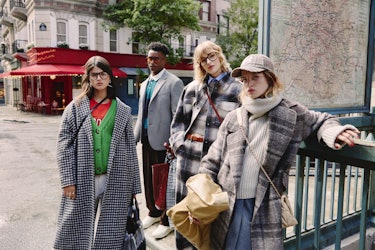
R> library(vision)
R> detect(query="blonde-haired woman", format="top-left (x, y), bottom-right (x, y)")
top-left (54, 56), bottom-right (141, 249)
top-left (198, 54), bottom-right (359, 249)
top-left (169, 41), bottom-right (242, 249)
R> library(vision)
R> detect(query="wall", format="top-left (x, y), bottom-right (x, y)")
top-left (372, 83), bottom-right (375, 111)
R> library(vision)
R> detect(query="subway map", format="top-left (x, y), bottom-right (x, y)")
top-left (269, 0), bottom-right (370, 109)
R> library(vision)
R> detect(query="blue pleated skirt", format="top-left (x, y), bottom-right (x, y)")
top-left (224, 198), bottom-right (255, 250)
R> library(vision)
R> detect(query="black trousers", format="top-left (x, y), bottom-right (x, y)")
top-left (141, 137), bottom-right (169, 226)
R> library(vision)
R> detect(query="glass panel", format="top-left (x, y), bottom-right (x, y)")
top-left (128, 79), bottom-right (134, 95)
top-left (202, 2), bottom-right (209, 21)
top-left (132, 32), bottom-right (140, 54)
top-left (110, 30), bottom-right (117, 52)
top-left (57, 21), bottom-right (67, 42)
top-left (79, 24), bottom-right (88, 44)
top-left (267, 0), bottom-right (371, 112)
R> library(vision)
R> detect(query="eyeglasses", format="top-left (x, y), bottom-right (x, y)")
top-left (200, 53), bottom-right (218, 66)
top-left (146, 56), bottom-right (165, 63)
top-left (90, 71), bottom-right (109, 80)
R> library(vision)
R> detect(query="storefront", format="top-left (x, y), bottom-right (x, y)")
top-left (0, 47), bottom-right (193, 114)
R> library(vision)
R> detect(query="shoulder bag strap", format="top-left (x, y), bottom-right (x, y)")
top-left (73, 96), bottom-right (107, 141)
top-left (236, 108), bottom-right (281, 198)
top-left (205, 88), bottom-right (223, 123)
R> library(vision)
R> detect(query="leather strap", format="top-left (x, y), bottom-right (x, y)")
top-left (205, 88), bottom-right (223, 123)
top-left (185, 133), bottom-right (204, 142)
top-left (73, 96), bottom-right (107, 142)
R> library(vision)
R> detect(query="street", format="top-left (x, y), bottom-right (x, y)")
top-left (0, 106), bottom-right (174, 250)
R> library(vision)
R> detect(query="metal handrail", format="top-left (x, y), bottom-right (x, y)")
top-left (285, 116), bottom-right (375, 249)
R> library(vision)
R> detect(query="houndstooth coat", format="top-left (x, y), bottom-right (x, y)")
top-left (54, 96), bottom-right (141, 250)
top-left (199, 102), bottom-right (344, 250)
top-left (169, 72), bottom-right (242, 204)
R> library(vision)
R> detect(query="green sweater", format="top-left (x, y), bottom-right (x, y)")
top-left (92, 100), bottom-right (117, 175)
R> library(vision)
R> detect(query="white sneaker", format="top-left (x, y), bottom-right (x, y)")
top-left (152, 225), bottom-right (174, 239)
top-left (142, 216), bottom-right (160, 229)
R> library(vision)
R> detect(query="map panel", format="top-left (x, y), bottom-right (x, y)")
top-left (269, 0), bottom-right (370, 109)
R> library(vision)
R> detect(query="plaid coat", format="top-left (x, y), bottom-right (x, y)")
top-left (199, 102), bottom-right (343, 249)
top-left (54, 96), bottom-right (141, 250)
top-left (169, 72), bottom-right (242, 204)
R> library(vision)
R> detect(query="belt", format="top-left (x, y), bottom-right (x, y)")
top-left (185, 133), bottom-right (204, 142)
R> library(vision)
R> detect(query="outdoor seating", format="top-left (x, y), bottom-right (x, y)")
top-left (51, 100), bottom-right (64, 115)
top-left (37, 101), bottom-right (49, 114)
top-left (18, 102), bottom-right (26, 112)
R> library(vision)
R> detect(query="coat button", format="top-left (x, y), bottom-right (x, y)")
top-left (96, 129), bottom-right (100, 134)
top-left (96, 149), bottom-right (100, 153)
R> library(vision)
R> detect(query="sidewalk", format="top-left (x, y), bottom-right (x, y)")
top-left (0, 105), bottom-right (175, 250)
top-left (132, 117), bottom-right (176, 249)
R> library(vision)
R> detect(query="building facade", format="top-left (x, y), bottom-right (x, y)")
top-left (0, 0), bottom-right (231, 114)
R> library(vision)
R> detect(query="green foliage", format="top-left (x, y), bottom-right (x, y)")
top-left (136, 68), bottom-right (148, 83)
top-left (102, 0), bottom-right (201, 65)
top-left (216, 0), bottom-right (259, 68)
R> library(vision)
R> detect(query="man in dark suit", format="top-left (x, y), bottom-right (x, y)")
top-left (134, 42), bottom-right (184, 239)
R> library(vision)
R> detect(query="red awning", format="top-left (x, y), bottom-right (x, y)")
top-left (0, 71), bottom-right (10, 78)
top-left (110, 67), bottom-right (128, 78)
top-left (0, 64), bottom-right (127, 78)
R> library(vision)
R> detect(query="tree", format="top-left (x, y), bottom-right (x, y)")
top-left (216, 0), bottom-right (258, 68)
top-left (103, 0), bottom-right (201, 65)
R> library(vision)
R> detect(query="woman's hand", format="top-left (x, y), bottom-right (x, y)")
top-left (63, 185), bottom-right (76, 199)
top-left (164, 142), bottom-right (175, 158)
top-left (335, 129), bottom-right (360, 148)
top-left (188, 212), bottom-right (201, 225)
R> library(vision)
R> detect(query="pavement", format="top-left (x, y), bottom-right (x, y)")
top-left (0, 105), bottom-right (175, 250)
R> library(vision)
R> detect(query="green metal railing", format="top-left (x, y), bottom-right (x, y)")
top-left (284, 116), bottom-right (375, 250)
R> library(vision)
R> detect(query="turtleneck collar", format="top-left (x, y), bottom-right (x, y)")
top-left (242, 92), bottom-right (283, 120)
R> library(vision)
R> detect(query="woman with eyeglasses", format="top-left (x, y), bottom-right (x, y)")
top-left (169, 40), bottom-right (242, 249)
top-left (54, 56), bottom-right (141, 249)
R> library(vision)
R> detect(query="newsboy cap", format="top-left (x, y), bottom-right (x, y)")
top-left (231, 54), bottom-right (274, 77)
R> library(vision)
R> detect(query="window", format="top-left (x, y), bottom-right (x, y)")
top-left (79, 23), bottom-right (88, 45)
top-left (28, 20), bottom-right (35, 43)
top-left (57, 21), bottom-right (67, 43)
top-left (132, 32), bottom-right (140, 54)
top-left (218, 15), bottom-right (229, 35)
top-left (110, 30), bottom-right (117, 52)
top-left (72, 76), bottom-right (82, 89)
top-left (179, 37), bottom-right (184, 50)
top-left (201, 1), bottom-right (210, 21)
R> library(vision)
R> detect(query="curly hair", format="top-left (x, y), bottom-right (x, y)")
top-left (147, 42), bottom-right (170, 56)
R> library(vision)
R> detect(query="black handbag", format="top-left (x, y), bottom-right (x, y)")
top-left (123, 198), bottom-right (146, 250)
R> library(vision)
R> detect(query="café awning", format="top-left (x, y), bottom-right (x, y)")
top-left (0, 64), bottom-right (127, 78)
